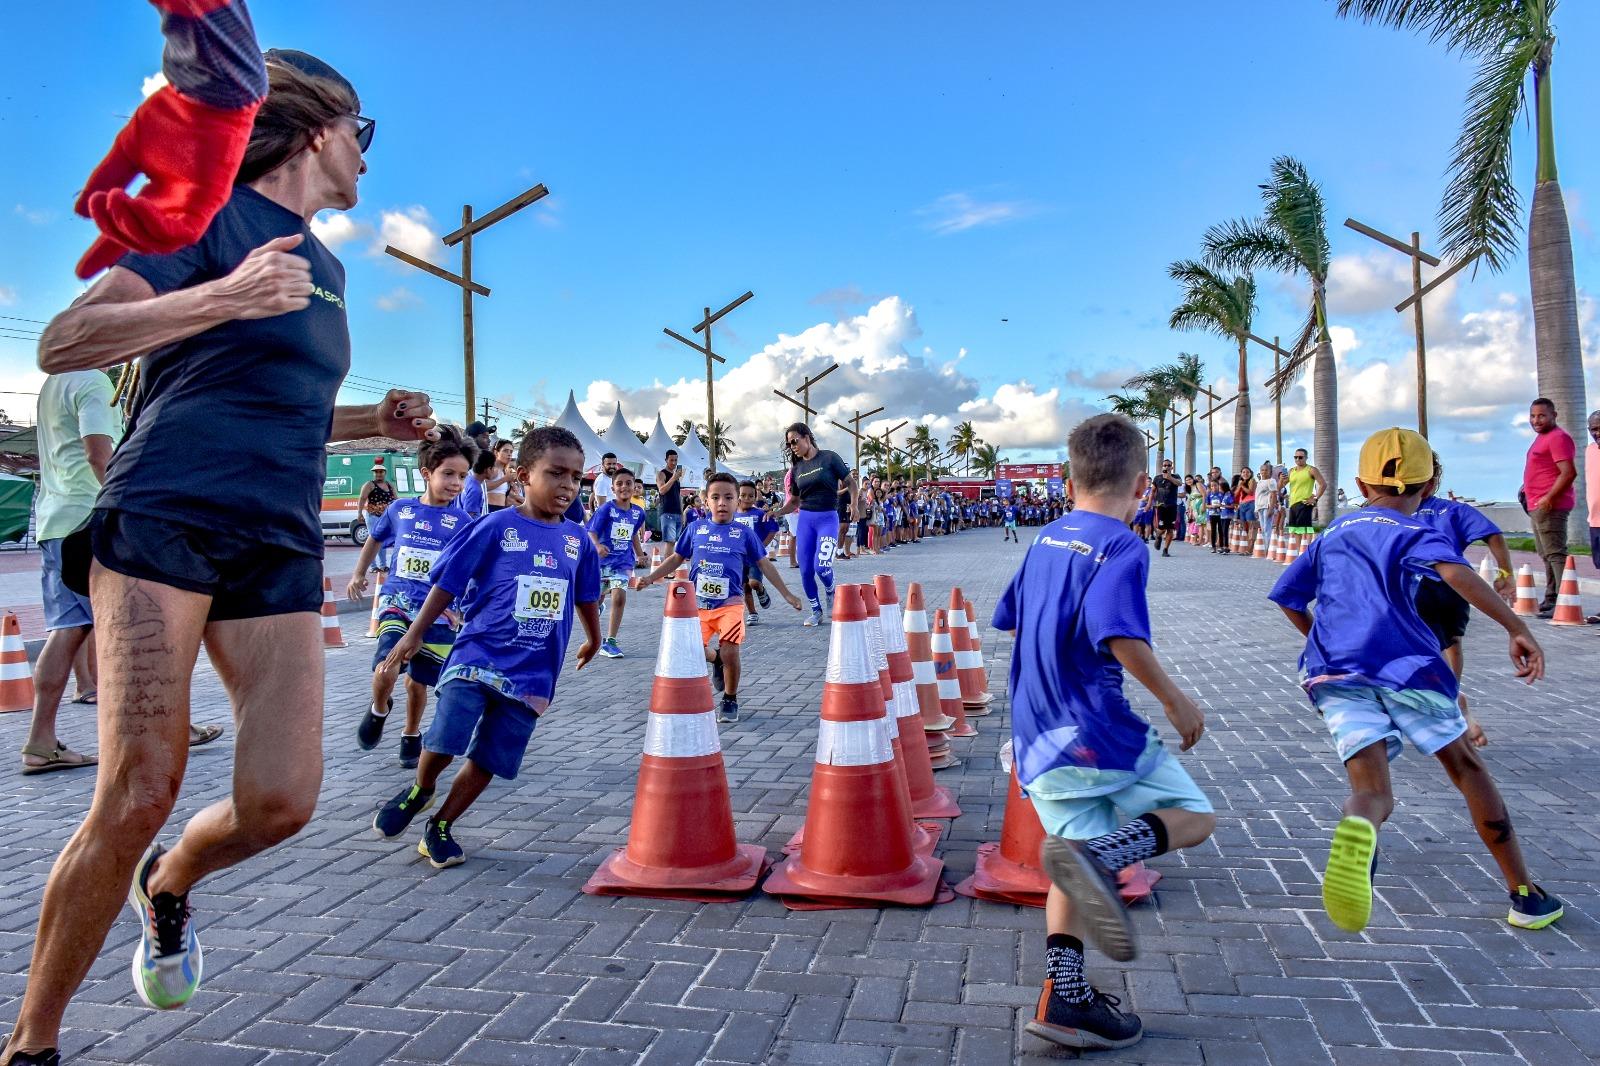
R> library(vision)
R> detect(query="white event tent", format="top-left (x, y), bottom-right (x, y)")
top-left (551, 390), bottom-right (612, 475)
top-left (597, 403), bottom-right (662, 473)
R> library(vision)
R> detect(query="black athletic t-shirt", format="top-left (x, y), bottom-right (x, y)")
top-left (1152, 474), bottom-right (1181, 508)
top-left (791, 449), bottom-right (851, 512)
top-left (103, 185), bottom-right (351, 555)
top-left (657, 466), bottom-right (682, 515)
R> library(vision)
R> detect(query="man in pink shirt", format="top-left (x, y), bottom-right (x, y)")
top-left (1521, 398), bottom-right (1577, 615)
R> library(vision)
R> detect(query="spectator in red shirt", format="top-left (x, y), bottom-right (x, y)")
top-left (1521, 397), bottom-right (1577, 615)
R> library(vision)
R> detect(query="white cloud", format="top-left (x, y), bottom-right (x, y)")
top-left (376, 206), bottom-right (443, 265)
top-left (310, 211), bottom-right (371, 251)
top-left (141, 71), bottom-right (168, 98)
top-left (917, 192), bottom-right (1034, 236)
top-left (375, 286), bottom-right (422, 312)
top-left (577, 296), bottom-right (1080, 470)
top-left (14, 205), bottom-right (50, 225)
top-left (0, 285), bottom-right (16, 306)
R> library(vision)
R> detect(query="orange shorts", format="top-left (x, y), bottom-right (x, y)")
top-left (700, 602), bottom-right (746, 646)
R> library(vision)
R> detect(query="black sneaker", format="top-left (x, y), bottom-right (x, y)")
top-left (2, 1038), bottom-right (61, 1066)
top-left (1039, 836), bottom-right (1137, 961)
top-left (711, 651), bottom-right (725, 693)
top-left (755, 584), bottom-right (772, 609)
top-left (1507, 884), bottom-right (1564, 930)
top-left (419, 818), bottom-right (466, 869)
top-left (357, 698), bottom-right (392, 751)
top-left (374, 784), bottom-right (434, 839)
top-left (718, 697), bottom-right (739, 725)
top-left (398, 734), bottom-right (422, 770)
top-left (1026, 987), bottom-right (1143, 1050)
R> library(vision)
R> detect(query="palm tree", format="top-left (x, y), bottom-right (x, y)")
top-left (1105, 391), bottom-right (1159, 470)
top-left (1334, 0), bottom-right (1586, 540)
top-left (949, 421), bottom-right (980, 475)
top-left (859, 436), bottom-right (888, 479)
top-left (972, 442), bottom-right (1003, 478)
top-left (671, 418), bottom-right (696, 447)
top-left (1170, 260), bottom-right (1257, 474)
top-left (1170, 352), bottom-right (1205, 474)
top-left (1205, 156), bottom-right (1335, 523)
top-left (1123, 369), bottom-right (1178, 469)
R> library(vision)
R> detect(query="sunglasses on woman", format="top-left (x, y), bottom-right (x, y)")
top-left (349, 114), bottom-right (376, 153)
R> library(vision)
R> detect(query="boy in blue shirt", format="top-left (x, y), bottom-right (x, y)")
top-left (735, 480), bottom-right (781, 625)
top-left (1270, 428), bottom-right (1560, 935)
top-left (586, 467), bottom-right (645, 659)
top-left (995, 415), bottom-right (1214, 1052)
top-left (347, 429), bottom-right (477, 768)
top-left (1002, 503), bottom-right (1018, 542)
top-left (373, 427), bottom-right (602, 868)
top-left (639, 473), bottom-right (801, 724)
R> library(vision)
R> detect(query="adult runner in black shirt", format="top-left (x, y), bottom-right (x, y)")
top-left (1152, 458), bottom-right (1182, 557)
top-left (769, 423), bottom-right (851, 625)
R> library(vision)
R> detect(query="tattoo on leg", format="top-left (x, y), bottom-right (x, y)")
top-left (102, 583), bottom-right (180, 738)
top-left (1484, 817), bottom-right (1514, 845)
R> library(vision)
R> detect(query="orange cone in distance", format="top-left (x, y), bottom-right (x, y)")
top-left (583, 578), bottom-right (767, 901)
top-left (963, 594), bottom-right (995, 711)
top-left (1, 611), bottom-right (36, 714)
top-left (948, 588), bottom-right (991, 713)
top-left (904, 584), bottom-right (959, 771)
top-left (932, 610), bottom-right (976, 738)
top-left (1550, 556), bottom-right (1586, 626)
top-left (320, 577), bottom-right (345, 649)
top-left (876, 576), bottom-right (959, 820)
top-left (1513, 565), bottom-right (1539, 617)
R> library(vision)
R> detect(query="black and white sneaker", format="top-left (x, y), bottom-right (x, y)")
top-left (717, 697), bottom-right (739, 725)
top-left (1026, 986), bottom-right (1143, 1050)
top-left (357, 698), bottom-right (392, 751)
top-left (398, 733), bottom-right (422, 770)
top-left (755, 584), bottom-right (772, 609)
top-left (1, 1041), bottom-right (61, 1066)
top-left (1039, 836), bottom-right (1137, 961)
top-left (374, 784), bottom-right (434, 839)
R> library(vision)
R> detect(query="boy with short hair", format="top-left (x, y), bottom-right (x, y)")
top-left (373, 427), bottom-right (601, 869)
top-left (1002, 501), bottom-right (1018, 542)
top-left (996, 414), bottom-right (1215, 1052)
top-left (1270, 428), bottom-right (1561, 934)
top-left (639, 472), bottom-right (802, 724)
top-left (735, 480), bottom-right (780, 625)
top-left (587, 467), bottom-right (645, 658)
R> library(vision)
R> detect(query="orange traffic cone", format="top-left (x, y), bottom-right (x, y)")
top-left (583, 578), bottom-right (768, 901)
top-left (954, 765), bottom-right (1049, 906)
top-left (962, 594), bottom-right (994, 710)
top-left (762, 585), bottom-right (946, 910)
top-left (932, 610), bottom-right (976, 738)
top-left (1281, 532), bottom-right (1301, 567)
top-left (1549, 556), bottom-right (1586, 626)
top-left (904, 583), bottom-right (959, 770)
top-left (949, 589), bottom-right (991, 713)
top-left (365, 569), bottom-right (385, 638)
top-left (320, 577), bottom-right (345, 649)
top-left (1513, 565), bottom-right (1539, 617)
top-left (1, 611), bottom-right (36, 714)
top-left (877, 576), bottom-right (960, 820)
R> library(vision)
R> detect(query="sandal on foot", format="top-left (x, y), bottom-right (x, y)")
top-left (70, 691), bottom-right (97, 705)
top-left (20, 744), bottom-right (98, 776)
top-left (188, 724), bottom-right (225, 747)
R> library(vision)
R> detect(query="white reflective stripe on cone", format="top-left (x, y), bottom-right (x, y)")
top-left (0, 637), bottom-right (24, 652)
top-left (911, 659), bottom-right (936, 685)
top-left (655, 615), bottom-right (707, 678)
top-left (1, 661), bottom-right (31, 680)
top-left (948, 609), bottom-right (968, 629)
top-left (826, 620), bottom-right (876, 683)
top-left (643, 710), bottom-right (722, 758)
top-left (902, 609), bottom-right (929, 633)
top-left (1557, 593), bottom-right (1582, 605)
top-left (936, 678), bottom-right (961, 700)
top-left (321, 615), bottom-right (339, 628)
top-left (891, 681), bottom-right (921, 719)
top-left (879, 604), bottom-right (907, 651)
top-left (817, 717), bottom-right (893, 766)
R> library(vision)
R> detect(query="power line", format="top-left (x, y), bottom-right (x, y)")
top-left (0, 314), bottom-right (49, 325)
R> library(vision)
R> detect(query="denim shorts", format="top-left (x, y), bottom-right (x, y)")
top-left (1030, 750), bottom-right (1213, 841)
top-left (423, 678), bottom-right (539, 780)
top-left (40, 537), bottom-right (93, 630)
top-left (1237, 501), bottom-right (1256, 523)
top-left (1311, 682), bottom-right (1466, 763)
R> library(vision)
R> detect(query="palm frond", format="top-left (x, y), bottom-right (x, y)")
top-left (1171, 353), bottom-right (1205, 401)
top-left (1267, 304), bottom-right (1320, 401)
top-left (1332, 0), bottom-right (1529, 57)
top-left (1203, 217), bottom-right (1300, 276)
top-left (1264, 156), bottom-right (1332, 280)
top-left (1439, 31), bottom-right (1538, 269)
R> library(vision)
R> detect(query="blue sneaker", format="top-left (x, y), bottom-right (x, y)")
top-left (599, 638), bottom-right (623, 659)
top-left (374, 784), bottom-right (434, 839)
top-left (127, 844), bottom-right (203, 1010)
top-left (803, 609), bottom-right (823, 628)
top-left (419, 818), bottom-right (466, 869)
top-left (717, 697), bottom-right (739, 725)
top-left (1507, 885), bottom-right (1564, 930)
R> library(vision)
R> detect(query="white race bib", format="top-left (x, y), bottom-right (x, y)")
top-left (515, 574), bottom-right (568, 620)
top-left (395, 546), bottom-right (440, 580)
top-left (611, 520), bottom-right (634, 546)
top-left (695, 571), bottom-right (730, 601)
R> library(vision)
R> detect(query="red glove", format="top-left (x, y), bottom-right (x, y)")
top-left (74, 85), bottom-right (261, 279)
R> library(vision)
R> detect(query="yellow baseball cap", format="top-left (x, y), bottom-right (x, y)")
top-left (1358, 427), bottom-right (1434, 489)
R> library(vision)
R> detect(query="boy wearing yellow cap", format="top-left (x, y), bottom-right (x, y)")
top-left (1269, 428), bottom-right (1563, 935)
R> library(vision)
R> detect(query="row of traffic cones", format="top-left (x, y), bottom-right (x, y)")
top-left (1514, 556), bottom-right (1590, 626)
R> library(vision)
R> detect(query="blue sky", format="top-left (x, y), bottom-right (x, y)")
top-left (3, 1), bottom-right (1597, 495)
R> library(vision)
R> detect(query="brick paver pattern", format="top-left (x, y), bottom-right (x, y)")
top-left (2, 532), bottom-right (1597, 1065)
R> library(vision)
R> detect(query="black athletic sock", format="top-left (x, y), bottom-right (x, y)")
top-left (1084, 812), bottom-right (1168, 872)
top-left (1044, 934), bottom-right (1092, 1003)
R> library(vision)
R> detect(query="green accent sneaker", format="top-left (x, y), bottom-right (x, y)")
top-left (1323, 815), bottom-right (1378, 932)
top-left (374, 784), bottom-right (434, 839)
top-left (1507, 884), bottom-right (1564, 930)
top-left (127, 844), bottom-right (203, 1010)
top-left (419, 818), bottom-right (466, 869)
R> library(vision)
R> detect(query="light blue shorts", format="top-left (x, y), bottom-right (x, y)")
top-left (40, 537), bottom-right (93, 631)
top-left (1311, 682), bottom-right (1466, 763)
top-left (1030, 750), bottom-right (1213, 841)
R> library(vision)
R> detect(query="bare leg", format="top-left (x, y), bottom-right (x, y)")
top-left (415, 748), bottom-right (454, 792)
top-left (148, 611), bottom-right (323, 897)
top-left (1443, 643), bottom-right (1487, 747)
top-left (721, 642), bottom-right (742, 698)
top-left (370, 654), bottom-right (400, 718)
top-left (435, 760), bottom-right (494, 824)
top-left (607, 588), bottom-right (625, 641)
top-left (72, 635), bottom-right (97, 699)
top-left (1342, 744), bottom-right (1395, 827)
top-left (23, 624), bottom-right (93, 761)
top-left (402, 677), bottom-right (428, 736)
top-left (6, 569), bottom-right (207, 1056)
top-left (1435, 737), bottom-right (1530, 890)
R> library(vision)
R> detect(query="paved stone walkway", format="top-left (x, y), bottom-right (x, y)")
top-left (2, 532), bottom-right (1597, 1065)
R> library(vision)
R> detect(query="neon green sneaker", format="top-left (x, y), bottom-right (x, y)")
top-left (127, 844), bottom-right (203, 1010)
top-left (1323, 816), bottom-right (1378, 933)
top-left (1507, 885), bottom-right (1564, 930)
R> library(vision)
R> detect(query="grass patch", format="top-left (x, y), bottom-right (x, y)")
top-left (1503, 536), bottom-right (1592, 556)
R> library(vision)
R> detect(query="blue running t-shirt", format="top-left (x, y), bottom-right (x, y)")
top-left (1413, 497), bottom-right (1501, 552)
top-left (432, 509), bottom-right (600, 705)
top-left (587, 500), bottom-right (645, 571)
top-left (674, 517), bottom-right (767, 609)
top-left (992, 511), bottom-right (1160, 796)
top-left (1269, 509), bottom-right (1467, 698)
top-left (369, 498), bottom-right (473, 603)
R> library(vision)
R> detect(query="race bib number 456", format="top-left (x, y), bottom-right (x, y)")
top-left (695, 572), bottom-right (729, 601)
top-left (515, 574), bottom-right (568, 620)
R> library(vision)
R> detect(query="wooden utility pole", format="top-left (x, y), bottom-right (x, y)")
top-left (829, 405), bottom-right (884, 471)
top-left (1169, 376), bottom-right (1224, 471)
top-left (385, 182), bottom-right (548, 424)
top-left (664, 290), bottom-right (754, 468)
top-left (774, 363), bottom-right (838, 422)
top-left (1247, 333), bottom-right (1296, 465)
top-left (878, 420), bottom-right (908, 478)
top-left (1343, 217), bottom-right (1477, 438)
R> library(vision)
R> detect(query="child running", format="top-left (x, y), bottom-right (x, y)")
top-left (639, 472), bottom-right (802, 724)
top-left (996, 415), bottom-right (1214, 1051)
top-left (373, 427), bottom-right (601, 868)
top-left (1269, 428), bottom-right (1561, 934)
top-left (348, 428), bottom-right (477, 768)
top-left (587, 466), bottom-right (645, 659)
top-left (736, 480), bottom-right (780, 625)
top-left (1002, 501), bottom-right (1019, 542)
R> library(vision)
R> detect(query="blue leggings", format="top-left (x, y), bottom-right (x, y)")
top-left (795, 508), bottom-right (838, 610)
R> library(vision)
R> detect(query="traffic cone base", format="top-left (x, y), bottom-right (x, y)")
top-left (1119, 862), bottom-right (1161, 905)
top-left (954, 840), bottom-right (1048, 908)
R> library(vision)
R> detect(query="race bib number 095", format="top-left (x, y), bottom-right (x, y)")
top-left (515, 575), bottom-right (568, 620)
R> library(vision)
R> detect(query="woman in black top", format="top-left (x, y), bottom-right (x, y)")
top-left (769, 423), bottom-right (852, 626)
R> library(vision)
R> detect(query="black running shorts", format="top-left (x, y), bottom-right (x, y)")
top-left (1414, 577), bottom-right (1471, 649)
top-left (1156, 505), bottom-right (1178, 531)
